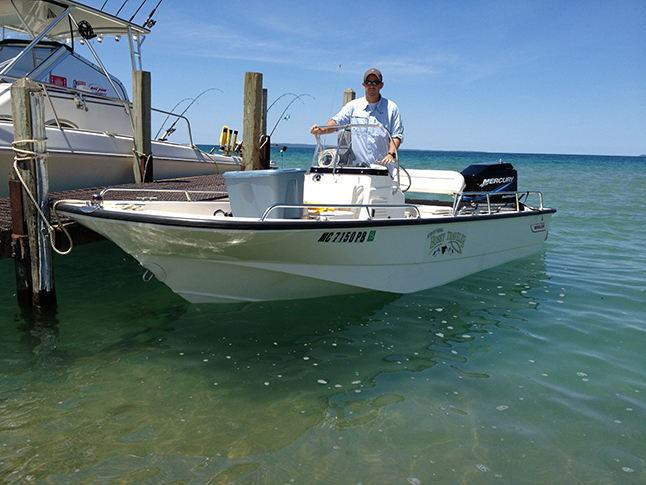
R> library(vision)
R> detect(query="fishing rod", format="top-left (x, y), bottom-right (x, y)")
top-left (269, 93), bottom-right (314, 137)
top-left (157, 88), bottom-right (222, 141)
top-left (115, 0), bottom-right (129, 17)
top-left (154, 97), bottom-right (191, 140)
top-left (100, 0), bottom-right (158, 25)
top-left (142, 0), bottom-right (163, 28)
top-left (267, 93), bottom-right (299, 112)
top-left (129, 0), bottom-right (149, 22)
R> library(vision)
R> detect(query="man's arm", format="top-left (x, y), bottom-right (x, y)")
top-left (310, 120), bottom-right (338, 135)
top-left (376, 137), bottom-right (402, 165)
top-left (391, 137), bottom-right (402, 153)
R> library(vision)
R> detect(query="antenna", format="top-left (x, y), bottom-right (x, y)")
top-left (327, 64), bottom-right (341, 121)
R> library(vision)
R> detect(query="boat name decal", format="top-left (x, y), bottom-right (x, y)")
top-left (318, 230), bottom-right (375, 243)
top-left (428, 228), bottom-right (466, 256)
top-left (531, 222), bottom-right (546, 232)
top-left (73, 79), bottom-right (108, 97)
top-left (479, 176), bottom-right (515, 188)
top-left (89, 84), bottom-right (108, 96)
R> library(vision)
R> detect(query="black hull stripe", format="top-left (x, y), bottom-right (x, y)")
top-left (58, 203), bottom-right (556, 231)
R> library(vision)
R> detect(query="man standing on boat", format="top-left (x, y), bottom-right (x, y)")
top-left (310, 68), bottom-right (404, 168)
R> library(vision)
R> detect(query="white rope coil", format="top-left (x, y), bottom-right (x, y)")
top-left (12, 140), bottom-right (74, 255)
top-left (318, 148), bottom-right (337, 167)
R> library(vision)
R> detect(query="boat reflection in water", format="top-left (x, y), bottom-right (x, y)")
top-left (2, 227), bottom-right (552, 482)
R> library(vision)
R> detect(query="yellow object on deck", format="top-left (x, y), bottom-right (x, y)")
top-left (220, 126), bottom-right (231, 153)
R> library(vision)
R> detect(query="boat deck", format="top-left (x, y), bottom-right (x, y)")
top-left (0, 175), bottom-right (227, 259)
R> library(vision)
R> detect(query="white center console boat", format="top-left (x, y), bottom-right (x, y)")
top-left (55, 124), bottom-right (556, 303)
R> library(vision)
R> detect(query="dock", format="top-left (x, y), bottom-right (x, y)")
top-left (3, 70), bottom-right (264, 308)
top-left (0, 174), bottom-right (228, 260)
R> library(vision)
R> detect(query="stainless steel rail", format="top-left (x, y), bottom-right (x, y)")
top-left (312, 123), bottom-right (401, 191)
top-left (1, 75), bottom-right (197, 146)
top-left (261, 203), bottom-right (420, 221)
top-left (452, 191), bottom-right (545, 216)
top-left (98, 187), bottom-right (225, 201)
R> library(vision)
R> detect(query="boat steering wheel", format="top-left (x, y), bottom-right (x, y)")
top-left (394, 164), bottom-right (412, 192)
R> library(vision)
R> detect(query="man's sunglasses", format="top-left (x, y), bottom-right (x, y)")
top-left (364, 80), bottom-right (381, 86)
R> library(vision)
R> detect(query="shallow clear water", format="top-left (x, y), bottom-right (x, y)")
top-left (1, 149), bottom-right (645, 484)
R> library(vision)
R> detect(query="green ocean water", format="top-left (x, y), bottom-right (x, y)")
top-left (1, 148), bottom-right (645, 484)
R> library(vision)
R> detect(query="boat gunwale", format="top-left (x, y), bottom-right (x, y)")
top-left (56, 201), bottom-right (556, 231)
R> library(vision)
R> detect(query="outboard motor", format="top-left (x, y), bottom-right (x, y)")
top-left (461, 161), bottom-right (517, 203)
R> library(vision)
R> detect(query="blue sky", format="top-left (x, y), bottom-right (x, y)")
top-left (84, 0), bottom-right (644, 155)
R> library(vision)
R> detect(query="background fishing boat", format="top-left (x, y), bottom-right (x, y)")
top-left (0, 0), bottom-right (241, 198)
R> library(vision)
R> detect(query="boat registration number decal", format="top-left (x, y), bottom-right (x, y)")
top-left (428, 228), bottom-right (466, 256)
top-left (318, 230), bottom-right (375, 243)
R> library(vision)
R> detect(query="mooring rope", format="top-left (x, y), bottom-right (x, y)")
top-left (133, 148), bottom-right (153, 178)
top-left (11, 140), bottom-right (74, 255)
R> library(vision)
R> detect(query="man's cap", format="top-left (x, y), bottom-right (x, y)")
top-left (364, 68), bottom-right (383, 83)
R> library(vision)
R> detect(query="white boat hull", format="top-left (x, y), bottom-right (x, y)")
top-left (62, 207), bottom-right (553, 303)
top-left (0, 122), bottom-right (241, 197)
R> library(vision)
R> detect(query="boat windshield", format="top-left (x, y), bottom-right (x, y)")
top-left (0, 40), bottom-right (60, 75)
top-left (0, 39), bottom-right (128, 100)
top-left (1, 0), bottom-right (151, 80)
top-left (311, 122), bottom-right (400, 176)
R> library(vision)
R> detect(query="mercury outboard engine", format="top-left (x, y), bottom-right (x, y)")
top-left (461, 161), bottom-right (517, 203)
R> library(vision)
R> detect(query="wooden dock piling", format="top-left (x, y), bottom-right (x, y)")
top-left (243, 72), bottom-right (264, 171)
top-left (262, 88), bottom-right (268, 136)
top-left (133, 70), bottom-right (153, 182)
top-left (343, 88), bottom-right (356, 106)
top-left (10, 78), bottom-right (57, 309)
top-left (259, 88), bottom-right (270, 169)
top-left (1, 70), bottom-right (274, 305)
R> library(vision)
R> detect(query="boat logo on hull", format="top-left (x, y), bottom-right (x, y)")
top-left (73, 79), bottom-right (108, 97)
top-left (428, 228), bottom-right (466, 256)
